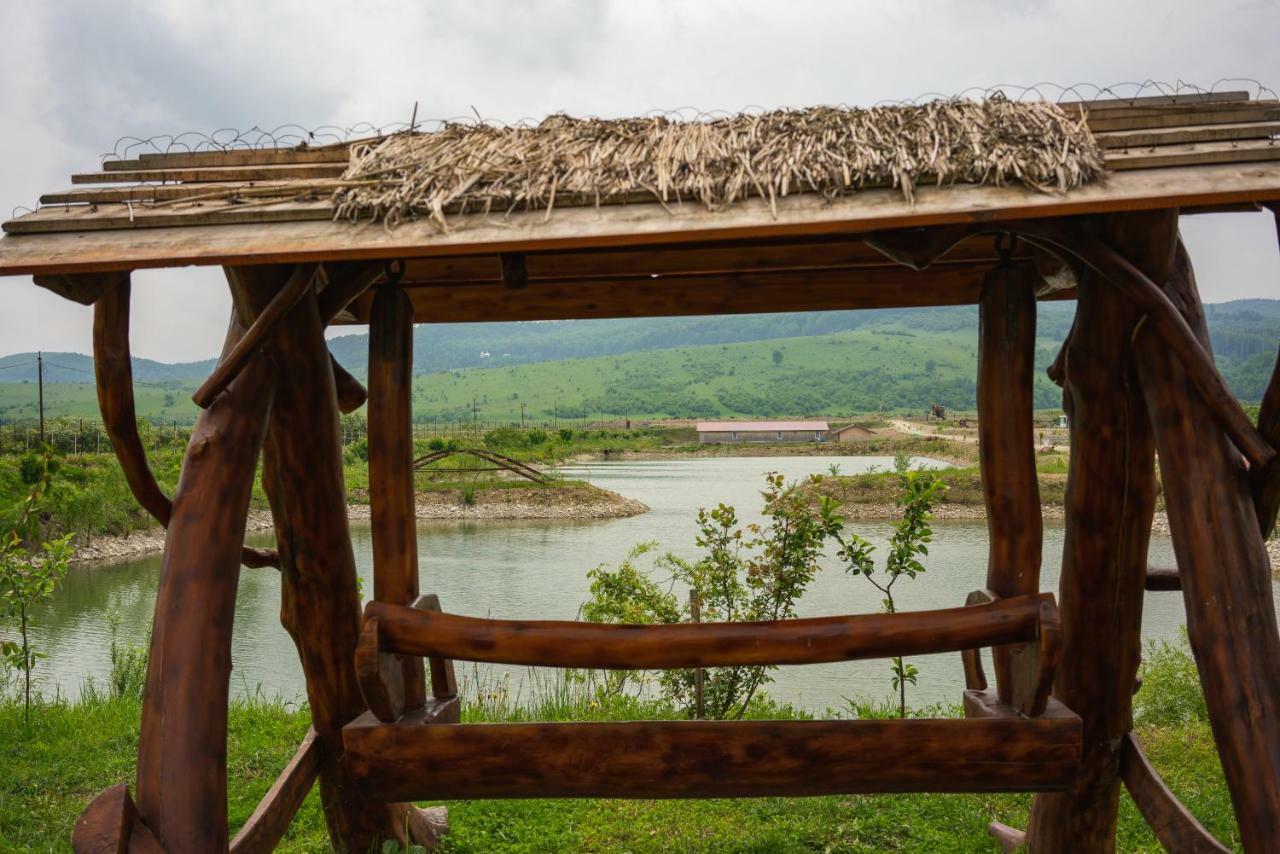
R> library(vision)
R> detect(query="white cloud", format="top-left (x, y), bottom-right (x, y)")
top-left (1, 0), bottom-right (1277, 361)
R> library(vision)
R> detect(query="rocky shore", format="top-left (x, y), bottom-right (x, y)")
top-left (69, 483), bottom-right (647, 567)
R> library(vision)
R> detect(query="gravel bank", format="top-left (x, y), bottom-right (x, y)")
top-left (70, 484), bottom-right (647, 567)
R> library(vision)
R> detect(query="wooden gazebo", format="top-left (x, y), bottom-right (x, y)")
top-left (2, 91), bottom-right (1278, 853)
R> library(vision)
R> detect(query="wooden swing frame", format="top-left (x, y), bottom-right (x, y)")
top-left (3, 91), bottom-right (1279, 853)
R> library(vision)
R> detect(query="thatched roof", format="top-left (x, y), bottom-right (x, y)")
top-left (332, 96), bottom-right (1105, 229)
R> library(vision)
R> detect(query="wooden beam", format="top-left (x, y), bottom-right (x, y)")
top-left (1096, 120), bottom-right (1280, 149)
top-left (106, 147), bottom-right (350, 171)
top-left (1145, 567), bottom-right (1182, 591)
top-left (72, 162), bottom-right (347, 184)
top-left (228, 729), bottom-right (321, 854)
top-left (33, 271), bottom-right (122, 305)
top-left (977, 260), bottom-right (1043, 703)
top-left (72, 784), bottom-right (164, 854)
top-left (364, 594), bottom-right (1052, 670)
top-left (193, 263), bottom-right (319, 407)
top-left (134, 313), bottom-right (276, 850)
top-left (1106, 138), bottom-right (1280, 171)
top-left (342, 710), bottom-right (1083, 802)
top-left (1134, 237), bottom-right (1280, 851)
top-left (1120, 732), bottom-right (1230, 853)
top-left (4, 162), bottom-right (1280, 278)
top-left (344, 264), bottom-right (1073, 324)
top-left (1027, 212), bottom-right (1163, 850)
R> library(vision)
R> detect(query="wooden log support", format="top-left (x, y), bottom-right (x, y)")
top-left (72, 784), bottom-right (165, 854)
top-left (1120, 732), bottom-right (1230, 853)
top-left (367, 280), bottom-right (427, 710)
top-left (1253, 345), bottom-right (1280, 538)
top-left (343, 706), bottom-right (1083, 802)
top-left (91, 274), bottom-right (278, 570)
top-left (365, 593), bottom-right (1054, 671)
top-left (977, 255), bottom-right (1043, 703)
top-left (357, 596), bottom-right (460, 723)
top-left (228, 729), bottom-right (321, 854)
top-left (192, 262), bottom-right (319, 408)
top-left (133, 312), bottom-right (276, 852)
top-left (34, 271), bottom-right (125, 305)
top-left (241, 264), bottom-right (444, 852)
top-left (1026, 213), bottom-right (1163, 851)
top-left (316, 260), bottom-right (384, 325)
top-left (1015, 219), bottom-right (1273, 469)
top-left (1134, 236), bottom-right (1280, 851)
top-left (92, 275), bottom-right (171, 525)
top-left (330, 355), bottom-right (367, 414)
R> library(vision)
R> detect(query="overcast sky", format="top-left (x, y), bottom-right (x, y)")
top-left (1, 0), bottom-right (1277, 362)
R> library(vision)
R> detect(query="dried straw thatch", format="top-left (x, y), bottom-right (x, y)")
top-left (332, 96), bottom-right (1104, 230)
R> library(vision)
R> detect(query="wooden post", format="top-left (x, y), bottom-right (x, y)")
top-left (977, 256), bottom-right (1042, 701)
top-left (133, 313), bottom-right (276, 851)
top-left (236, 265), bottom-right (443, 851)
top-left (1026, 213), bottom-right (1164, 851)
top-left (1134, 237), bottom-right (1280, 851)
top-left (690, 589), bottom-right (704, 719)
top-left (368, 280), bottom-right (426, 708)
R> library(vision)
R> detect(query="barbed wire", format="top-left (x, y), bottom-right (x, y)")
top-left (99, 78), bottom-right (1277, 165)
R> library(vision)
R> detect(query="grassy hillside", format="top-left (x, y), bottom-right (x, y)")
top-left (407, 325), bottom-right (1063, 421)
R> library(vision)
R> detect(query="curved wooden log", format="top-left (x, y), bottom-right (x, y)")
top-left (414, 594), bottom-right (458, 700)
top-left (355, 617), bottom-right (404, 723)
top-left (317, 260), bottom-right (384, 325)
top-left (1027, 212), bottom-right (1162, 851)
top-left (1134, 237), bottom-right (1280, 851)
top-left (1015, 219), bottom-right (1273, 469)
top-left (330, 355), bottom-right (366, 414)
top-left (247, 266), bottom-right (441, 851)
top-left (977, 260), bottom-right (1043, 703)
top-left (365, 593), bottom-right (1052, 671)
top-left (134, 314), bottom-right (276, 851)
top-left (1253, 346), bottom-right (1280, 537)
top-left (229, 729), bottom-right (321, 854)
top-left (92, 278), bottom-right (279, 570)
top-left (1120, 732), bottom-right (1229, 853)
top-left (986, 821), bottom-right (1026, 853)
top-left (960, 589), bottom-right (995, 691)
top-left (93, 276), bottom-right (171, 526)
top-left (192, 262), bottom-right (319, 408)
top-left (35, 270), bottom-right (125, 305)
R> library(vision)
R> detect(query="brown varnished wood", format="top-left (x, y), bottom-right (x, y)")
top-left (1010, 599), bottom-right (1061, 718)
top-left (34, 271), bottom-right (125, 305)
top-left (228, 728), bottom-right (321, 854)
top-left (1145, 567), bottom-right (1183, 591)
top-left (316, 261), bottom-right (384, 325)
top-left (364, 594), bottom-right (1053, 670)
top-left (92, 276), bottom-right (171, 526)
top-left (72, 784), bottom-right (165, 854)
top-left (1120, 732), bottom-right (1230, 853)
top-left (412, 594), bottom-right (458, 700)
top-left (4, 162), bottom-right (1280, 278)
top-left (1134, 236), bottom-right (1280, 852)
top-left (91, 275), bottom-right (279, 570)
top-left (192, 263), bottom-right (319, 407)
top-left (1026, 212), bottom-right (1164, 852)
top-left (330, 355), bottom-right (367, 414)
top-left (341, 711), bottom-right (1082, 802)
top-left (243, 266), bottom-right (440, 852)
top-left (1252, 210), bottom-right (1280, 537)
top-left (863, 224), bottom-right (983, 270)
top-left (977, 259), bottom-right (1043, 703)
top-left (368, 280), bottom-right (426, 709)
top-left (355, 617), bottom-right (404, 724)
top-left (960, 589), bottom-right (996, 691)
top-left (1018, 218), bottom-right (1273, 469)
top-left (134, 312), bottom-right (276, 852)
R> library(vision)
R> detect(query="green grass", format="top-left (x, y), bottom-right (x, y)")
top-left (0, 633), bottom-right (1244, 852)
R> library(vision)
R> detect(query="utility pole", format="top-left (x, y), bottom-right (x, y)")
top-left (37, 351), bottom-right (45, 444)
top-left (520, 401), bottom-right (526, 428)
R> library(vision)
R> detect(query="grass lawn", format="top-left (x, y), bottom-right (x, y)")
top-left (0, 674), bottom-right (1240, 853)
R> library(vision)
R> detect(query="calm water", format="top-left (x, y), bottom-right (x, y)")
top-left (21, 455), bottom-right (1253, 713)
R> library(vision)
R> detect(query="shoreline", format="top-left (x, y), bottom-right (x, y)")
top-left (69, 483), bottom-right (648, 567)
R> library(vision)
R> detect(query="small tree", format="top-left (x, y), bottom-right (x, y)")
top-left (831, 468), bottom-right (945, 718)
top-left (583, 473), bottom-right (838, 719)
top-left (771, 349), bottom-right (784, 367)
top-left (0, 447), bottom-right (74, 723)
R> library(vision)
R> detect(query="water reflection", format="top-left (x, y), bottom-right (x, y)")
top-left (21, 455), bottom-right (1246, 714)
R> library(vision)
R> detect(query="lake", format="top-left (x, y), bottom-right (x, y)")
top-left (22, 455), bottom-right (1246, 714)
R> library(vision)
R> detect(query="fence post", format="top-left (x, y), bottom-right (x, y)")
top-left (690, 588), bottom-right (704, 720)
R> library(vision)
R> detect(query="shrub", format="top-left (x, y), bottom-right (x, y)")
top-left (427, 437), bottom-right (446, 452)
top-left (527, 429), bottom-right (547, 445)
top-left (558, 428), bottom-right (574, 442)
top-left (483, 426), bottom-right (527, 449)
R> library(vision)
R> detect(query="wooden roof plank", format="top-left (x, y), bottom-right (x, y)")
top-left (2, 162), bottom-right (1279, 278)
top-left (1105, 138), bottom-right (1280, 171)
top-left (71, 163), bottom-right (348, 184)
top-left (40, 180), bottom-right (341, 205)
top-left (1086, 104), bottom-right (1280, 133)
top-left (2, 200), bottom-right (335, 234)
top-left (105, 147), bottom-right (351, 171)
top-left (1062, 90), bottom-right (1252, 113)
top-left (1096, 120), bottom-right (1280, 149)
